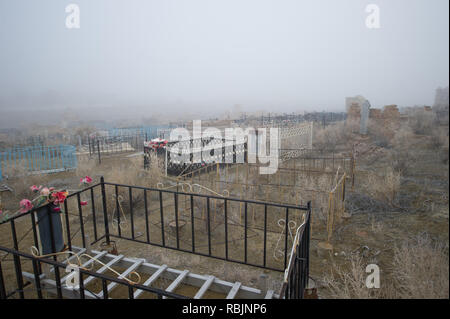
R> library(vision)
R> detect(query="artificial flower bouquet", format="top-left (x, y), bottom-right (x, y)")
top-left (0, 176), bottom-right (93, 223)
top-left (26, 186), bottom-right (69, 211)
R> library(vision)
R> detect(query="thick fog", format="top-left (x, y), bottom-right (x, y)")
top-left (0, 0), bottom-right (449, 128)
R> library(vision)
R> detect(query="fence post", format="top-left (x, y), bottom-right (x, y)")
top-left (305, 201), bottom-right (311, 288)
top-left (351, 146), bottom-right (356, 190)
top-left (100, 176), bottom-right (110, 244)
top-left (97, 140), bottom-right (101, 164)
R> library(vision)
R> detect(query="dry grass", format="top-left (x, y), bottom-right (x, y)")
top-left (392, 234), bottom-right (449, 299)
top-left (368, 122), bottom-right (392, 148)
top-left (76, 154), bottom-right (164, 189)
top-left (365, 168), bottom-right (401, 205)
top-left (409, 109), bottom-right (436, 135)
top-left (322, 254), bottom-right (378, 299)
top-left (322, 234), bottom-right (449, 299)
top-left (391, 125), bottom-right (416, 149)
top-left (429, 126), bottom-right (449, 150)
top-left (370, 216), bottom-right (384, 234)
top-left (75, 154), bottom-right (165, 213)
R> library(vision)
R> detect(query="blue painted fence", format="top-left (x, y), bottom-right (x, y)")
top-left (0, 145), bottom-right (77, 181)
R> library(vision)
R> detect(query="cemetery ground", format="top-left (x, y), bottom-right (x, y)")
top-left (0, 118), bottom-right (448, 299)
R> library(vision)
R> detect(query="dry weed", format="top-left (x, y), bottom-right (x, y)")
top-left (368, 122), bottom-right (392, 148)
top-left (365, 168), bottom-right (401, 205)
top-left (408, 109), bottom-right (436, 135)
top-left (314, 122), bottom-right (349, 152)
top-left (392, 234), bottom-right (449, 299)
top-left (322, 254), bottom-right (378, 299)
top-left (322, 234), bottom-right (449, 299)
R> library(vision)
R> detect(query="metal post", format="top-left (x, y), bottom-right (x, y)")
top-left (100, 176), bottom-right (110, 244)
top-left (97, 140), bottom-right (101, 164)
top-left (165, 147), bottom-right (168, 177)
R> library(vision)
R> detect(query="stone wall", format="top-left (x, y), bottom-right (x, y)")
top-left (346, 100), bottom-right (404, 134)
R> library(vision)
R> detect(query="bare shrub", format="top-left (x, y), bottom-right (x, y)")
top-left (429, 126), bottom-right (449, 150)
top-left (365, 168), bottom-right (401, 205)
top-left (408, 109), bottom-right (436, 135)
top-left (314, 122), bottom-right (349, 152)
top-left (322, 235), bottom-right (449, 299)
top-left (368, 122), bottom-right (391, 148)
top-left (322, 254), bottom-right (379, 299)
top-left (391, 125), bottom-right (416, 149)
top-left (387, 149), bottom-right (417, 176)
top-left (387, 126), bottom-right (420, 175)
top-left (392, 234), bottom-right (449, 299)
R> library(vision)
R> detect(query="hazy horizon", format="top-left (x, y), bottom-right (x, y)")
top-left (0, 0), bottom-right (449, 128)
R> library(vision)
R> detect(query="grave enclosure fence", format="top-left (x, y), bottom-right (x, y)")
top-left (0, 177), bottom-right (311, 299)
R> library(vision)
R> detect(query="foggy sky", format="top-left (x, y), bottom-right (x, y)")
top-left (0, 0), bottom-right (449, 127)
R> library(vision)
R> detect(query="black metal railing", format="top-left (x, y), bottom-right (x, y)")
top-left (0, 177), bottom-right (312, 299)
top-left (0, 246), bottom-right (187, 299)
top-left (0, 187), bottom-right (187, 299)
top-left (279, 204), bottom-right (311, 299)
top-left (102, 178), bottom-right (311, 272)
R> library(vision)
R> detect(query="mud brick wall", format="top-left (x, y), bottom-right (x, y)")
top-left (347, 103), bottom-right (404, 135)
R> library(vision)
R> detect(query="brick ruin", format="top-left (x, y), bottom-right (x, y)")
top-left (345, 96), bottom-right (413, 135)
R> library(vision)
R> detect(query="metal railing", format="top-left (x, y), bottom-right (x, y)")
top-left (0, 245), bottom-right (187, 299)
top-left (88, 134), bottom-right (144, 159)
top-left (279, 207), bottom-right (311, 299)
top-left (0, 145), bottom-right (77, 181)
top-left (102, 178), bottom-right (310, 272)
top-left (0, 182), bottom-right (186, 299)
top-left (0, 177), bottom-right (311, 299)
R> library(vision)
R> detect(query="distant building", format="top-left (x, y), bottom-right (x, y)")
top-left (345, 95), bottom-right (367, 113)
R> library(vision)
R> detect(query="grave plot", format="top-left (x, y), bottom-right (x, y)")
top-left (101, 179), bottom-right (308, 272)
top-left (176, 156), bottom-right (350, 249)
top-left (0, 177), bottom-right (311, 299)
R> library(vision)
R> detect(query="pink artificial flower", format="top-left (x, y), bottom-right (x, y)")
top-left (80, 176), bottom-right (93, 185)
top-left (40, 187), bottom-right (50, 196)
top-left (52, 191), bottom-right (68, 205)
top-left (80, 201), bottom-right (88, 206)
top-left (49, 187), bottom-right (55, 192)
top-left (19, 199), bottom-right (33, 213)
top-left (30, 185), bottom-right (42, 193)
